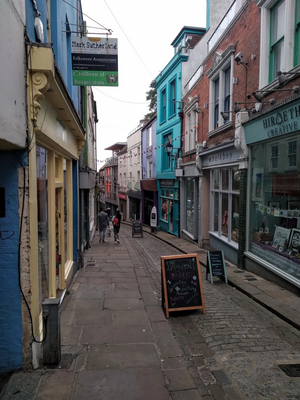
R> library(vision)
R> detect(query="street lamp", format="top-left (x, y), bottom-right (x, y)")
top-left (165, 141), bottom-right (173, 156)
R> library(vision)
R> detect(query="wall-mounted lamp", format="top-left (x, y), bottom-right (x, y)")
top-left (277, 70), bottom-right (300, 87)
top-left (164, 141), bottom-right (181, 159)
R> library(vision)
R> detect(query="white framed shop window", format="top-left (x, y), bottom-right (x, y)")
top-left (210, 166), bottom-right (240, 245)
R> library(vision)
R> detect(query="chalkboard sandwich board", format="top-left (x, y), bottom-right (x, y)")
top-left (206, 250), bottom-right (228, 284)
top-left (161, 254), bottom-right (205, 318)
top-left (132, 220), bottom-right (143, 237)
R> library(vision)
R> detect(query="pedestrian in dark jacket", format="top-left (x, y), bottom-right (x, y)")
top-left (112, 209), bottom-right (121, 243)
top-left (98, 208), bottom-right (109, 242)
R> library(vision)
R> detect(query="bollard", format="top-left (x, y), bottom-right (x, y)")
top-left (42, 298), bottom-right (61, 365)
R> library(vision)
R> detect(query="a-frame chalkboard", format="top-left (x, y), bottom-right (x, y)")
top-left (132, 220), bottom-right (143, 237)
top-left (161, 254), bottom-right (206, 318)
top-left (206, 250), bottom-right (228, 284)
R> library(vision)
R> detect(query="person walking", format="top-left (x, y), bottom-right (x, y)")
top-left (98, 208), bottom-right (109, 242)
top-left (112, 209), bottom-right (121, 244)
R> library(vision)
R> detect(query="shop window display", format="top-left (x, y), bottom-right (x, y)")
top-left (186, 179), bottom-right (194, 234)
top-left (210, 166), bottom-right (239, 244)
top-left (161, 198), bottom-right (169, 221)
top-left (37, 146), bottom-right (49, 302)
top-left (249, 136), bottom-right (300, 282)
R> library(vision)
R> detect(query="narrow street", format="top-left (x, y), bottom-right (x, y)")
top-left (2, 225), bottom-right (300, 400)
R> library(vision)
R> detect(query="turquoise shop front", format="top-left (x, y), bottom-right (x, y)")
top-left (243, 98), bottom-right (300, 291)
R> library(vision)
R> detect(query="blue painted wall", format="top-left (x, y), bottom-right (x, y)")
top-left (0, 152), bottom-right (27, 372)
top-left (156, 55), bottom-right (184, 178)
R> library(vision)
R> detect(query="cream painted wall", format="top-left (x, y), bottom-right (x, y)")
top-left (37, 99), bottom-right (79, 159)
top-left (0, 0), bottom-right (27, 149)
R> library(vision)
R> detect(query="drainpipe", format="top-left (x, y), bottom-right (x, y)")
top-left (196, 143), bottom-right (203, 247)
top-left (178, 111), bottom-right (184, 236)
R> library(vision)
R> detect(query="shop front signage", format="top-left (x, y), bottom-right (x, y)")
top-left (201, 146), bottom-right (239, 167)
top-left (71, 37), bottom-right (118, 87)
top-left (160, 179), bottom-right (174, 187)
top-left (244, 100), bottom-right (300, 145)
top-left (118, 193), bottom-right (127, 200)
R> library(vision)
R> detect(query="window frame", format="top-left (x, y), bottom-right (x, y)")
top-left (287, 139), bottom-right (297, 170)
top-left (210, 166), bottom-right (240, 245)
top-left (208, 59), bottom-right (233, 132)
top-left (169, 78), bottom-right (176, 117)
top-left (259, 0), bottom-right (297, 88)
top-left (160, 87), bottom-right (167, 123)
top-left (294, 0), bottom-right (300, 65)
top-left (269, 0), bottom-right (286, 82)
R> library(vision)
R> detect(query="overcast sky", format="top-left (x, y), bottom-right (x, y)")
top-left (80, 0), bottom-right (207, 168)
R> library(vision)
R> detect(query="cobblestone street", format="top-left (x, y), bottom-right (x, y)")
top-left (2, 225), bottom-right (300, 400)
top-left (128, 226), bottom-right (300, 399)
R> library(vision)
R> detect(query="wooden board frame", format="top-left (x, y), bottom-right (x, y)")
top-left (161, 253), bottom-right (206, 318)
top-left (132, 220), bottom-right (143, 238)
top-left (206, 250), bottom-right (228, 284)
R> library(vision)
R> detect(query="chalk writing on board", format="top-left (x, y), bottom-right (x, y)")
top-left (206, 250), bottom-right (228, 284)
top-left (161, 254), bottom-right (206, 318)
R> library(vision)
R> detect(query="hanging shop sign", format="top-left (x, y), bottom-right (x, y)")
top-left (71, 37), bottom-right (118, 86)
top-left (244, 99), bottom-right (300, 145)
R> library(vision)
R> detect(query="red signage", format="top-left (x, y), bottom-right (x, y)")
top-left (118, 193), bottom-right (127, 200)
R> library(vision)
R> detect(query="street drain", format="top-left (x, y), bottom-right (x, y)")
top-left (87, 262), bottom-right (96, 267)
top-left (278, 364), bottom-right (300, 377)
top-left (233, 270), bottom-right (244, 273)
top-left (245, 278), bottom-right (258, 281)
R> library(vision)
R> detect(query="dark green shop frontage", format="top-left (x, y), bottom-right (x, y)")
top-left (244, 98), bottom-right (300, 293)
top-left (158, 179), bottom-right (179, 236)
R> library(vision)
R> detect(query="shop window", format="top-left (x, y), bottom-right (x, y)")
top-left (287, 140), bottom-right (297, 169)
top-left (36, 146), bottom-right (49, 302)
top-left (186, 179), bottom-right (195, 235)
top-left (161, 198), bottom-right (169, 221)
top-left (249, 136), bottom-right (300, 283)
top-left (210, 166), bottom-right (239, 244)
top-left (270, 144), bottom-right (279, 170)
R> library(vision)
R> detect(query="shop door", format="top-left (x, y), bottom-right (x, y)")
top-left (173, 201), bottom-right (179, 236)
top-left (169, 200), bottom-right (173, 233)
top-left (55, 187), bottom-right (64, 291)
